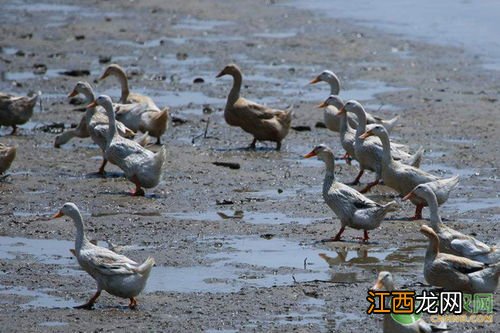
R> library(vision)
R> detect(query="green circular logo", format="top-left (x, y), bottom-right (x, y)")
top-left (390, 312), bottom-right (422, 325)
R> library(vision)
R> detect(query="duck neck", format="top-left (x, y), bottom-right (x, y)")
top-left (339, 112), bottom-right (350, 135)
top-left (115, 71), bottom-right (130, 103)
top-left (103, 103), bottom-right (118, 143)
top-left (326, 76), bottom-right (340, 95)
top-left (81, 88), bottom-right (95, 104)
top-left (353, 108), bottom-right (367, 138)
top-left (227, 71), bottom-right (242, 106)
top-left (69, 210), bottom-right (90, 252)
top-left (323, 155), bottom-right (336, 193)
top-left (82, 88), bottom-right (97, 117)
top-left (427, 192), bottom-right (443, 231)
top-left (376, 130), bottom-right (393, 164)
top-left (425, 233), bottom-right (440, 260)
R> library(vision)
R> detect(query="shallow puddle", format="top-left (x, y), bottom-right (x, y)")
top-left (444, 197), bottom-right (500, 214)
top-left (0, 285), bottom-right (77, 309)
top-left (173, 17), bottom-right (233, 31)
top-left (0, 235), bottom-right (424, 298)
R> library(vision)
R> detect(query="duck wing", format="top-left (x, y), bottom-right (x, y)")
top-left (80, 246), bottom-right (139, 276)
top-left (450, 238), bottom-right (492, 256)
top-left (438, 253), bottom-right (486, 274)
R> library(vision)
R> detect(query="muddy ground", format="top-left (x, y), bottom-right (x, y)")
top-left (0, 0), bottom-right (499, 332)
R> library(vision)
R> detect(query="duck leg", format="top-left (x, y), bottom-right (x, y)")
top-left (10, 125), bottom-right (17, 135)
top-left (156, 136), bottom-right (161, 145)
top-left (411, 204), bottom-right (424, 220)
top-left (248, 138), bottom-right (257, 150)
top-left (130, 175), bottom-right (145, 196)
top-left (98, 158), bottom-right (108, 175)
top-left (342, 152), bottom-right (352, 165)
top-left (128, 297), bottom-right (138, 309)
top-left (276, 141), bottom-right (281, 151)
top-left (363, 230), bottom-right (369, 243)
top-left (75, 290), bottom-right (101, 310)
top-left (359, 178), bottom-right (380, 194)
top-left (321, 226), bottom-right (345, 242)
top-left (347, 169), bottom-right (364, 185)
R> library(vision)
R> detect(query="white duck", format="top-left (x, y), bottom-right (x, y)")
top-left (304, 144), bottom-right (397, 242)
top-left (88, 95), bottom-right (167, 196)
top-left (68, 81), bottom-right (136, 174)
top-left (361, 124), bottom-right (458, 219)
top-left (309, 70), bottom-right (399, 132)
top-left (317, 95), bottom-right (356, 161)
top-left (420, 224), bottom-right (499, 293)
top-left (341, 100), bottom-right (424, 193)
top-left (404, 183), bottom-right (499, 263)
top-left (371, 271), bottom-right (448, 333)
top-left (53, 202), bottom-right (155, 309)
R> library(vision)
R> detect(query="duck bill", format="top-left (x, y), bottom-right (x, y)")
top-left (402, 192), bottom-right (414, 201)
top-left (86, 101), bottom-right (98, 108)
top-left (303, 150), bottom-right (317, 158)
top-left (67, 89), bottom-right (78, 98)
top-left (316, 101), bottom-right (328, 108)
top-left (52, 211), bottom-right (64, 219)
top-left (309, 76), bottom-right (321, 85)
top-left (371, 279), bottom-right (383, 291)
top-left (337, 106), bottom-right (346, 115)
top-left (215, 70), bottom-right (225, 78)
top-left (359, 131), bottom-right (372, 140)
top-left (98, 73), bottom-right (108, 81)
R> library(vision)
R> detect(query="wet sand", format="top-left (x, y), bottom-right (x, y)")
top-left (0, 0), bottom-right (499, 332)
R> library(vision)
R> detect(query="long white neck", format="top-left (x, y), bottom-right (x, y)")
top-left (426, 191), bottom-right (443, 231)
top-left (322, 154), bottom-right (336, 194)
top-left (326, 76), bottom-right (340, 95)
top-left (114, 71), bottom-right (130, 103)
top-left (80, 88), bottom-right (95, 104)
top-left (352, 107), bottom-right (367, 138)
top-left (82, 88), bottom-right (97, 118)
top-left (375, 129), bottom-right (393, 164)
top-left (68, 210), bottom-right (90, 252)
top-left (102, 102), bottom-right (118, 144)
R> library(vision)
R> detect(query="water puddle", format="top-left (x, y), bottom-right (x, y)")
top-left (4, 2), bottom-right (81, 12)
top-left (254, 31), bottom-right (297, 39)
top-left (163, 210), bottom-right (324, 225)
top-left (3, 69), bottom-right (96, 81)
top-left (444, 197), bottom-right (500, 214)
top-left (39, 321), bottom-right (68, 327)
top-left (0, 285), bottom-right (77, 309)
top-left (0, 235), bottom-right (424, 296)
top-left (173, 18), bottom-right (233, 31)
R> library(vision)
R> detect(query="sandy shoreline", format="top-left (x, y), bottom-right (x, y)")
top-left (0, 0), bottom-right (498, 332)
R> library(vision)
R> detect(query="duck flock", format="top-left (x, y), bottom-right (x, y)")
top-left (0, 62), bottom-right (498, 332)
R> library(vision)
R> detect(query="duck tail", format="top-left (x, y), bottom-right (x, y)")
top-left (148, 109), bottom-right (169, 138)
top-left (280, 105), bottom-right (294, 127)
top-left (137, 257), bottom-right (156, 276)
top-left (383, 200), bottom-right (399, 213)
top-left (446, 174), bottom-right (460, 190)
top-left (381, 115), bottom-right (399, 133)
top-left (154, 145), bottom-right (168, 178)
top-left (135, 131), bottom-right (150, 147)
top-left (409, 146), bottom-right (425, 168)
